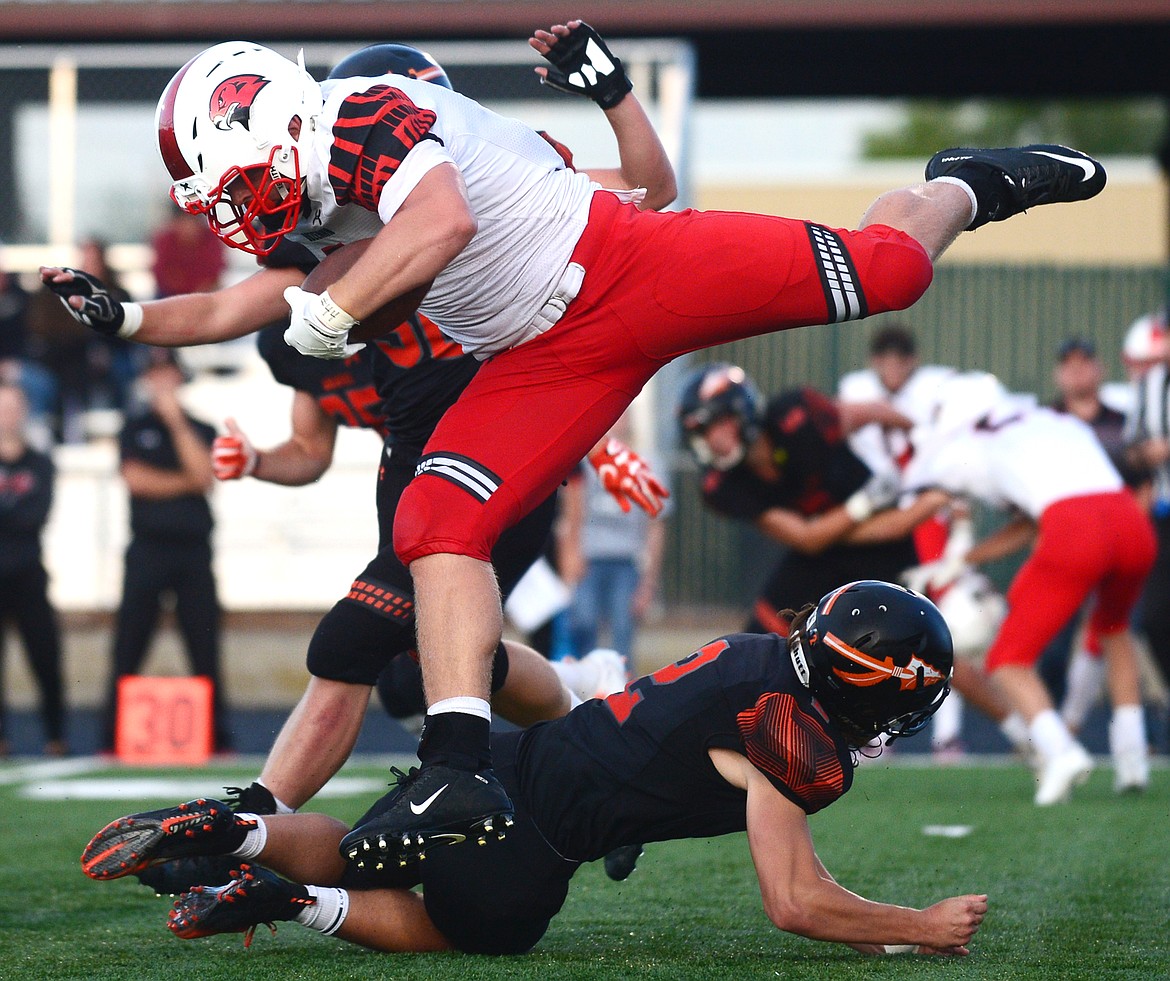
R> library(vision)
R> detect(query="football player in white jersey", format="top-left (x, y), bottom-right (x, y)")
top-left (44, 20), bottom-right (1109, 860)
top-left (904, 373), bottom-right (1156, 803)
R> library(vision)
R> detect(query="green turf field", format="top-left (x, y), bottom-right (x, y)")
top-left (1, 756), bottom-right (1166, 980)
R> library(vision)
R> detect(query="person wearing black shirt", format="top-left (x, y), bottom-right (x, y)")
top-left (0, 382), bottom-right (65, 756)
top-left (678, 365), bottom-right (946, 634)
top-left (101, 351), bottom-right (227, 752)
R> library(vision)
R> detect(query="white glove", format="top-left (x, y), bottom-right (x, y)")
top-left (843, 470), bottom-right (901, 522)
top-left (283, 287), bottom-right (365, 360)
top-left (900, 553), bottom-right (970, 596)
top-left (212, 417), bottom-right (257, 480)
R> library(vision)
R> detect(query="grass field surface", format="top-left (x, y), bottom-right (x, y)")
top-left (1, 755), bottom-right (1166, 980)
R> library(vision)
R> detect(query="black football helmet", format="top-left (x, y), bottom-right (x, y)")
top-left (676, 362), bottom-right (762, 469)
top-left (328, 43), bottom-right (453, 89)
top-left (789, 580), bottom-right (953, 747)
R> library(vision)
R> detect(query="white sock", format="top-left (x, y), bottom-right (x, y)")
top-left (295, 886), bottom-right (350, 936)
top-left (1029, 709), bottom-right (1077, 761)
top-left (1109, 703), bottom-right (1147, 758)
top-left (929, 175), bottom-right (980, 227)
top-left (229, 814), bottom-right (267, 860)
top-left (999, 711), bottom-right (1031, 753)
top-left (257, 779), bottom-right (297, 815)
top-left (931, 689), bottom-right (964, 747)
top-left (1060, 649), bottom-right (1106, 731)
top-left (428, 696), bottom-right (491, 721)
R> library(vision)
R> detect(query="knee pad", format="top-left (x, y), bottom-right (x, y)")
top-left (306, 584), bottom-right (416, 685)
top-left (859, 227), bottom-right (934, 313)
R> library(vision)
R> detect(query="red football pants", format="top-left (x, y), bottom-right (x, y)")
top-left (984, 490), bottom-right (1156, 671)
top-left (395, 193), bottom-right (933, 565)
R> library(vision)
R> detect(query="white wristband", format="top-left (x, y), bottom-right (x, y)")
top-left (843, 490), bottom-right (873, 522)
top-left (117, 302), bottom-right (144, 339)
top-left (883, 944), bottom-right (919, 954)
top-left (316, 290), bottom-right (360, 335)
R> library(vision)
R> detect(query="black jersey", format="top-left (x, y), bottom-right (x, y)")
top-left (0, 446), bottom-right (53, 573)
top-left (701, 387), bottom-right (870, 520)
top-left (258, 242), bottom-right (481, 453)
top-left (515, 631), bottom-right (853, 862)
top-left (256, 323), bottom-right (390, 439)
top-left (119, 409), bottom-right (216, 540)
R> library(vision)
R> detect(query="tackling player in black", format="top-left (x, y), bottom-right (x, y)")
top-left (678, 364), bottom-right (949, 635)
top-left (82, 580), bottom-right (986, 958)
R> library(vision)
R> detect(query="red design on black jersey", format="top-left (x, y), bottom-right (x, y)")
top-left (737, 691), bottom-right (845, 813)
top-left (329, 85), bottom-right (439, 211)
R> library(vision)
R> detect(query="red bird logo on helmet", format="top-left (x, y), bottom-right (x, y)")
top-left (209, 74), bottom-right (270, 132)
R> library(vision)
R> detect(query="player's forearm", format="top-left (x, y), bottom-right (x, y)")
top-left (767, 872), bottom-right (932, 946)
top-left (329, 165), bottom-right (476, 320)
top-left (756, 507), bottom-right (855, 555)
top-left (600, 94), bottom-right (678, 210)
top-left (251, 440), bottom-right (334, 486)
top-left (966, 515), bottom-right (1035, 565)
top-left (134, 268), bottom-right (305, 346)
top-left (844, 489), bottom-right (948, 544)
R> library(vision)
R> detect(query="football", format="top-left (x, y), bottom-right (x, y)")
top-left (300, 237), bottom-right (433, 342)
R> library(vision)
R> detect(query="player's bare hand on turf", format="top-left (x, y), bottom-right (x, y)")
top-left (920, 893), bottom-right (988, 951)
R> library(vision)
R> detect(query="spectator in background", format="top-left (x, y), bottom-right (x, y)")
top-left (557, 411), bottom-right (669, 682)
top-left (0, 381), bottom-right (66, 756)
top-left (0, 257), bottom-right (56, 446)
top-left (100, 349), bottom-right (229, 753)
top-left (150, 209), bottom-right (228, 298)
top-left (1124, 308), bottom-right (1170, 748)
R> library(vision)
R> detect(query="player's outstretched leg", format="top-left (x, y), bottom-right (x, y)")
top-left (168, 864), bottom-right (315, 947)
top-left (131, 783), bottom-right (279, 895)
top-left (339, 764), bottom-right (514, 869)
top-left (81, 798), bottom-right (256, 881)
top-left (925, 145), bottom-right (1106, 228)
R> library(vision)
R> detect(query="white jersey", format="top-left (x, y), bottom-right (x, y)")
top-left (904, 403), bottom-right (1123, 518)
top-left (300, 75), bottom-right (599, 358)
top-left (837, 364), bottom-right (956, 473)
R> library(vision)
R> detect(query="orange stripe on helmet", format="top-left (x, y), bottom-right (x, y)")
top-left (824, 631), bottom-right (946, 691)
top-left (819, 583), bottom-right (853, 615)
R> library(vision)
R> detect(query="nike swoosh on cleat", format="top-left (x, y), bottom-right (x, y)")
top-left (409, 783), bottom-right (450, 815)
top-left (1031, 150), bottom-right (1096, 182)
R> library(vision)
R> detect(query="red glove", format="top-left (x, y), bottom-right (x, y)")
top-left (588, 438), bottom-right (670, 517)
top-left (212, 417), bottom-right (258, 480)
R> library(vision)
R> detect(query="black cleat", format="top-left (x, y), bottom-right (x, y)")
top-left (603, 843), bottom-right (644, 882)
top-left (168, 864), bottom-right (314, 948)
top-left (925, 144), bottom-right (1106, 229)
top-left (339, 763), bottom-right (514, 870)
top-left (81, 798), bottom-right (255, 881)
top-left (134, 855), bottom-right (242, 896)
top-left (224, 782), bottom-right (279, 815)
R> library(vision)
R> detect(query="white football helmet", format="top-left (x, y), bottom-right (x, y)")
top-left (156, 41), bottom-right (323, 256)
top-left (935, 571), bottom-right (1007, 660)
top-left (1121, 310), bottom-right (1168, 380)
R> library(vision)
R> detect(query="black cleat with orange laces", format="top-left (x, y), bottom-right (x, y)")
top-left (168, 864), bottom-right (315, 948)
top-left (81, 798), bottom-right (255, 881)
